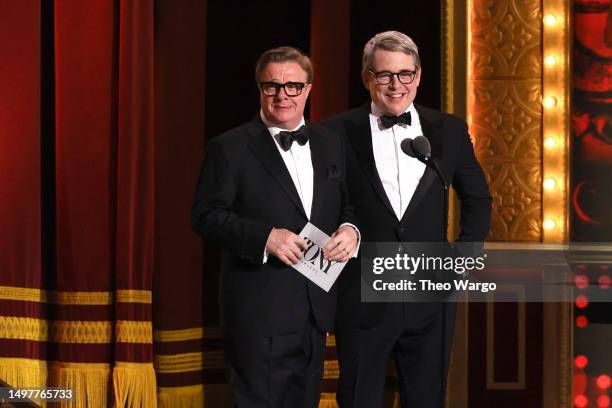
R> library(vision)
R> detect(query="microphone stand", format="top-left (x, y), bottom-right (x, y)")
top-left (402, 137), bottom-right (453, 397)
top-left (424, 158), bottom-right (449, 242)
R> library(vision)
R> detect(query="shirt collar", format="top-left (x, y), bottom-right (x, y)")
top-left (370, 102), bottom-right (419, 130)
top-left (260, 110), bottom-right (305, 137)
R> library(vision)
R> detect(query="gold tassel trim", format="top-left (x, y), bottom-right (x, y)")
top-left (323, 360), bottom-right (339, 379)
top-left (0, 286), bottom-right (46, 302)
top-left (154, 351), bottom-right (225, 373)
top-left (51, 291), bottom-right (113, 305)
top-left (0, 286), bottom-right (152, 305)
top-left (116, 320), bottom-right (153, 344)
top-left (48, 361), bottom-right (111, 408)
top-left (115, 290), bottom-right (152, 304)
top-left (0, 317), bottom-right (154, 343)
top-left (0, 357), bottom-right (47, 387)
top-left (319, 393), bottom-right (339, 408)
top-left (0, 357), bottom-right (48, 406)
top-left (154, 352), bottom-right (202, 373)
top-left (153, 327), bottom-right (203, 342)
top-left (113, 362), bottom-right (157, 408)
top-left (157, 385), bottom-right (203, 408)
top-left (52, 320), bottom-right (112, 343)
top-left (0, 316), bottom-right (48, 341)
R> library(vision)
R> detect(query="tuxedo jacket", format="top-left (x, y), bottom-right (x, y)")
top-left (192, 115), bottom-right (355, 337)
top-left (322, 103), bottom-right (492, 328)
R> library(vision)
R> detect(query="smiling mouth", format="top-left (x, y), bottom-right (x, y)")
top-left (386, 93), bottom-right (406, 99)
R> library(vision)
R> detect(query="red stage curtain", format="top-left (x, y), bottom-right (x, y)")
top-left (153, 0), bottom-right (206, 405)
top-left (0, 0), bottom-right (46, 388)
top-left (0, 0), bottom-right (208, 405)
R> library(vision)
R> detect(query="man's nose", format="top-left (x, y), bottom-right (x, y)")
top-left (274, 87), bottom-right (289, 99)
top-left (388, 74), bottom-right (400, 88)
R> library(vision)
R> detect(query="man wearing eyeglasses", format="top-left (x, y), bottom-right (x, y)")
top-left (323, 32), bottom-right (491, 407)
top-left (192, 46), bottom-right (358, 407)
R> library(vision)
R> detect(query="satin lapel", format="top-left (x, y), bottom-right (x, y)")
top-left (247, 117), bottom-right (307, 219)
top-left (400, 107), bottom-right (443, 223)
top-left (308, 127), bottom-right (327, 222)
top-left (345, 110), bottom-right (396, 219)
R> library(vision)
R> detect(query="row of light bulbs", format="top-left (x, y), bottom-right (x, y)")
top-left (542, 12), bottom-right (564, 233)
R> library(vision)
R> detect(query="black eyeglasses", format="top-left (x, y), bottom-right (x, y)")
top-left (259, 82), bottom-right (308, 97)
top-left (369, 70), bottom-right (417, 85)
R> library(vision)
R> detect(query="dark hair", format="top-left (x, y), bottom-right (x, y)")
top-left (255, 46), bottom-right (313, 82)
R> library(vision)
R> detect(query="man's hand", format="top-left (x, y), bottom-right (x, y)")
top-left (323, 225), bottom-right (358, 262)
top-left (265, 228), bottom-right (309, 266)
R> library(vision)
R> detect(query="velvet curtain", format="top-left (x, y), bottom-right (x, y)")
top-left (0, 1), bottom-right (205, 406)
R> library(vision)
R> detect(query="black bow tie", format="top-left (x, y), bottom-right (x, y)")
top-left (278, 126), bottom-right (308, 151)
top-left (380, 112), bottom-right (411, 129)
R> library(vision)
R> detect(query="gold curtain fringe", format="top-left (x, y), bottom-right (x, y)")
top-left (318, 393), bottom-right (339, 408)
top-left (157, 385), bottom-right (204, 408)
top-left (0, 357), bottom-right (48, 389)
top-left (113, 362), bottom-right (157, 408)
top-left (49, 362), bottom-right (111, 408)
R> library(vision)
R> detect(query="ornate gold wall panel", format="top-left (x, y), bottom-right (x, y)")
top-left (468, 0), bottom-right (543, 242)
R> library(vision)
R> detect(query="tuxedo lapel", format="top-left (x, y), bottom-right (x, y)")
top-left (400, 105), bottom-right (443, 223)
top-left (308, 126), bottom-right (327, 222)
top-left (345, 107), bottom-right (396, 219)
top-left (246, 116), bottom-right (308, 219)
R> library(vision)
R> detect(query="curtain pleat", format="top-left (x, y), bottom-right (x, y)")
top-left (0, 1), bottom-right (207, 406)
top-left (0, 0), bottom-right (46, 396)
top-left (153, 1), bottom-right (206, 406)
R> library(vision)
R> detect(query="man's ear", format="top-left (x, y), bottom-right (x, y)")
top-left (303, 82), bottom-right (312, 99)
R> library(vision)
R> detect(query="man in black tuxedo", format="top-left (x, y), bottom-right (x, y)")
top-left (191, 47), bottom-right (359, 408)
top-left (323, 31), bottom-right (492, 407)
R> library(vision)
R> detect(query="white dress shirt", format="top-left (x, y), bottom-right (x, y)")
top-left (260, 111), bottom-right (360, 263)
top-left (370, 103), bottom-right (426, 220)
top-left (261, 113), bottom-right (314, 219)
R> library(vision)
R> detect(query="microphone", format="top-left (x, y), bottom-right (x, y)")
top-left (401, 136), bottom-right (447, 187)
top-left (400, 135), bottom-right (431, 163)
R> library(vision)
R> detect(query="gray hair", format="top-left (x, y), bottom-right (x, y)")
top-left (362, 31), bottom-right (421, 72)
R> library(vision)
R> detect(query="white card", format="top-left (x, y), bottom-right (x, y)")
top-left (292, 222), bottom-right (348, 292)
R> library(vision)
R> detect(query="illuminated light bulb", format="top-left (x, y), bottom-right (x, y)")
top-left (544, 14), bottom-right (558, 26)
top-left (544, 137), bottom-right (558, 149)
top-left (575, 274), bottom-right (589, 289)
top-left (598, 395), bottom-right (611, 408)
top-left (597, 375), bottom-right (611, 389)
top-left (599, 275), bottom-right (611, 289)
top-left (544, 55), bottom-right (558, 67)
top-left (544, 178), bottom-right (557, 190)
top-left (576, 315), bottom-right (588, 328)
top-left (575, 355), bottom-right (588, 369)
top-left (543, 96), bottom-right (557, 108)
top-left (543, 218), bottom-right (556, 230)
top-left (575, 394), bottom-right (588, 408)
top-left (575, 295), bottom-right (589, 309)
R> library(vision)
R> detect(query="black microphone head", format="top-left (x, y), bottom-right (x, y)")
top-left (400, 138), bottom-right (416, 158)
top-left (412, 136), bottom-right (431, 159)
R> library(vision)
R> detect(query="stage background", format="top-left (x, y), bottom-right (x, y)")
top-left (1, 0), bottom-right (610, 407)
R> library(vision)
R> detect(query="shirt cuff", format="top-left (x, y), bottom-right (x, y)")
top-left (340, 222), bottom-right (361, 258)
